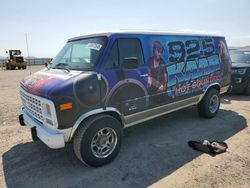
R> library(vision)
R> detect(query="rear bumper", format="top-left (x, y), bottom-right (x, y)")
top-left (19, 108), bottom-right (65, 149)
top-left (220, 85), bottom-right (230, 94)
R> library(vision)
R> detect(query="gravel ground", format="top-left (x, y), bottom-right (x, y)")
top-left (0, 66), bottom-right (250, 188)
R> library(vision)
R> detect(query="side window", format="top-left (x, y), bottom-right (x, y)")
top-left (118, 38), bottom-right (144, 66)
top-left (105, 41), bottom-right (119, 69)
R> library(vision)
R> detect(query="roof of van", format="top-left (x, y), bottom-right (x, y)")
top-left (68, 30), bottom-right (224, 41)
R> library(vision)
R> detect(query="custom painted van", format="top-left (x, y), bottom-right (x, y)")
top-left (19, 31), bottom-right (231, 166)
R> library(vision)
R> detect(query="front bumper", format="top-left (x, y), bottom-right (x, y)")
top-left (19, 108), bottom-right (65, 149)
top-left (230, 76), bottom-right (249, 93)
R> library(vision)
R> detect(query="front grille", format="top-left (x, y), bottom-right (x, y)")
top-left (20, 89), bottom-right (44, 123)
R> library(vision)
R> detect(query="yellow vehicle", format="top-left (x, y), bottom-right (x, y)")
top-left (5, 50), bottom-right (27, 70)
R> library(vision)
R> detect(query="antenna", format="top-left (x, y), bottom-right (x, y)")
top-left (25, 33), bottom-right (31, 75)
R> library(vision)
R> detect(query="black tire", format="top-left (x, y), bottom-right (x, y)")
top-left (22, 66), bottom-right (27, 69)
top-left (73, 114), bottom-right (123, 167)
top-left (198, 88), bottom-right (220, 118)
top-left (5, 63), bottom-right (9, 70)
top-left (10, 65), bottom-right (15, 70)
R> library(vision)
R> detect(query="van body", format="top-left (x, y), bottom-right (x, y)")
top-left (19, 31), bottom-right (231, 166)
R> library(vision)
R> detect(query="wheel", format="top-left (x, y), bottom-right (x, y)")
top-left (73, 114), bottom-right (123, 167)
top-left (5, 63), bottom-right (9, 70)
top-left (197, 88), bottom-right (220, 118)
top-left (10, 65), bottom-right (15, 70)
top-left (22, 66), bottom-right (27, 69)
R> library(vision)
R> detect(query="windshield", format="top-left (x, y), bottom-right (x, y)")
top-left (230, 50), bottom-right (250, 64)
top-left (50, 37), bottom-right (107, 70)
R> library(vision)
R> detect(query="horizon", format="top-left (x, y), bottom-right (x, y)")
top-left (1, 38), bottom-right (250, 59)
top-left (0, 0), bottom-right (249, 58)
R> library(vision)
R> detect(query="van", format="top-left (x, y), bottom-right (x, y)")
top-left (19, 31), bottom-right (231, 166)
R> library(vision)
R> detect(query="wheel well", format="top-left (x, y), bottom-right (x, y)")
top-left (104, 111), bottom-right (123, 126)
top-left (71, 111), bottom-right (123, 141)
top-left (207, 84), bottom-right (220, 93)
top-left (199, 84), bottom-right (220, 102)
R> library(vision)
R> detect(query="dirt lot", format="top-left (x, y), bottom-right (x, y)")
top-left (0, 66), bottom-right (250, 188)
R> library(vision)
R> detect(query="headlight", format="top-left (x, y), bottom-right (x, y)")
top-left (42, 103), bottom-right (52, 117)
top-left (41, 102), bottom-right (57, 127)
top-left (232, 68), bottom-right (247, 75)
top-left (45, 103), bottom-right (52, 117)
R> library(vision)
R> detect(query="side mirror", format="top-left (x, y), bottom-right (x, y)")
top-left (45, 59), bottom-right (52, 67)
top-left (123, 57), bottom-right (139, 70)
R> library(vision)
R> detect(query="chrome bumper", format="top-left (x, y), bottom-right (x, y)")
top-left (19, 108), bottom-right (65, 149)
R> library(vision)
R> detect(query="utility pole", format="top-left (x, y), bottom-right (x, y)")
top-left (25, 33), bottom-right (31, 75)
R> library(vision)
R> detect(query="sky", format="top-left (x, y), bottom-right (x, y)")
top-left (0, 0), bottom-right (249, 58)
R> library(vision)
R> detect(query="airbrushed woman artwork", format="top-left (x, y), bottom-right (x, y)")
top-left (218, 40), bottom-right (231, 77)
top-left (219, 40), bottom-right (230, 63)
top-left (147, 41), bottom-right (168, 105)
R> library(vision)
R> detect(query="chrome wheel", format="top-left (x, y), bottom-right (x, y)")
top-left (209, 95), bottom-right (219, 113)
top-left (91, 127), bottom-right (117, 158)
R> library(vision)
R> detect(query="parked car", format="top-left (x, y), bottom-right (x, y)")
top-left (229, 49), bottom-right (250, 95)
top-left (19, 31), bottom-right (231, 166)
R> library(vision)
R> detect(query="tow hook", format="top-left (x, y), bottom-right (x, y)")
top-left (19, 114), bottom-right (26, 126)
top-left (31, 127), bottom-right (39, 141)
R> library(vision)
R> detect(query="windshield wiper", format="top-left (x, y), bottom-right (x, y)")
top-left (51, 63), bottom-right (70, 72)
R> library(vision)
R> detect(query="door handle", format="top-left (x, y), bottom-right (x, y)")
top-left (140, 74), bottom-right (148, 78)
